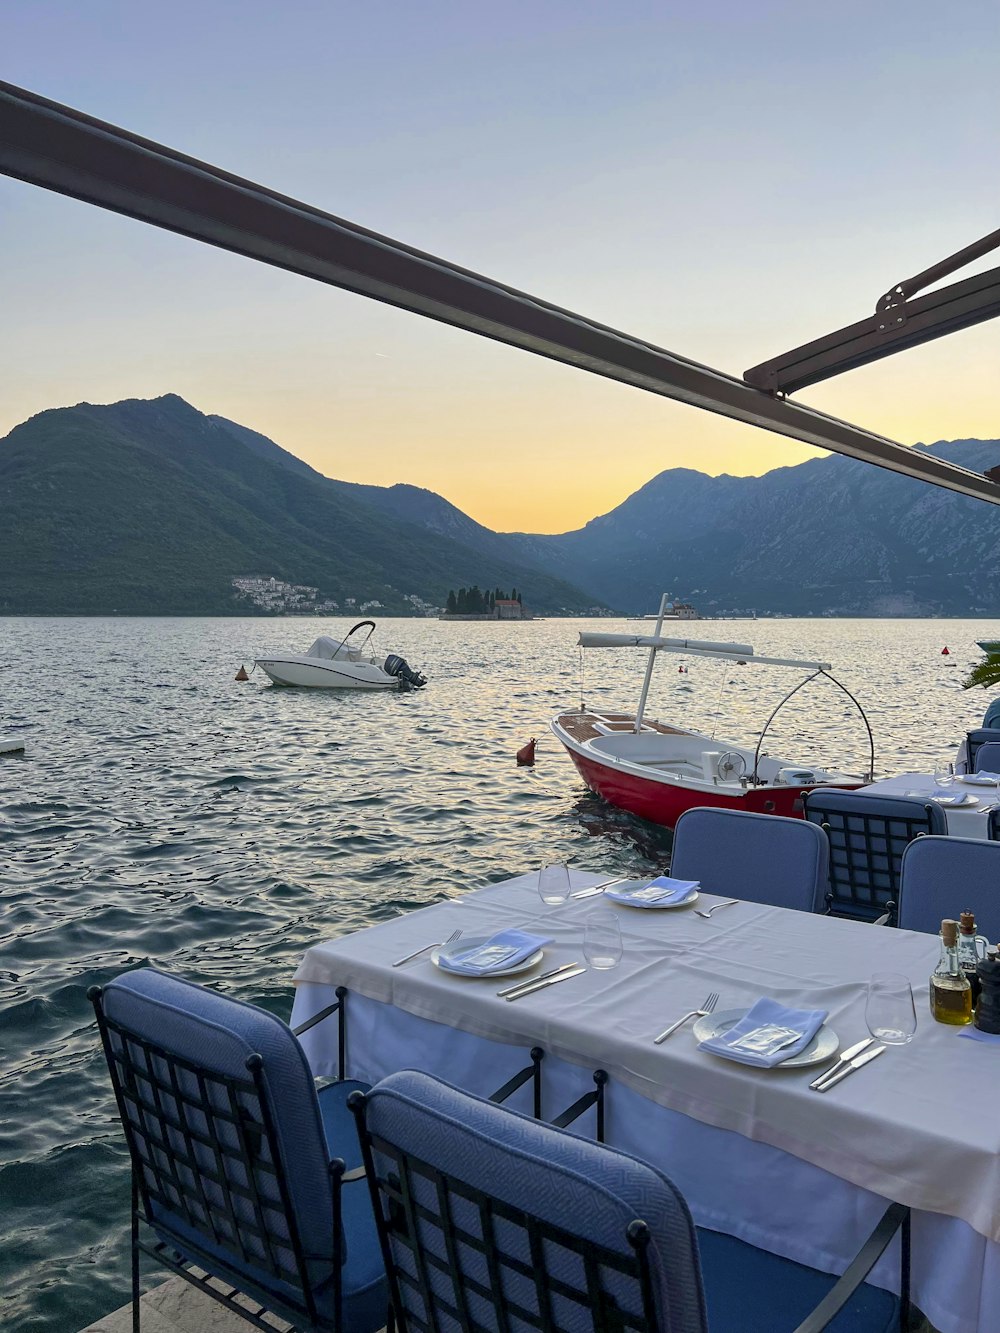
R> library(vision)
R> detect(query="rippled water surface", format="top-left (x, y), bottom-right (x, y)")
top-left (1, 615), bottom-right (996, 1332)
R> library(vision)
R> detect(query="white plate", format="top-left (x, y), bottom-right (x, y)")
top-left (606, 879), bottom-right (700, 910)
top-left (931, 792), bottom-right (979, 806)
top-left (692, 1008), bottom-right (840, 1068)
top-left (959, 773), bottom-right (998, 787)
top-left (432, 934), bottom-right (545, 978)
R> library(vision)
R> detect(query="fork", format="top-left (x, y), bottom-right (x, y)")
top-left (392, 928), bottom-right (462, 968)
top-left (653, 991), bottom-right (719, 1044)
top-left (694, 900), bottom-right (739, 919)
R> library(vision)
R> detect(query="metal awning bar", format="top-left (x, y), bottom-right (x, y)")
top-left (745, 227), bottom-right (1000, 394)
top-left (3, 79), bottom-right (1000, 506)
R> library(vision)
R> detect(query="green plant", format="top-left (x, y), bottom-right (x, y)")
top-left (962, 654), bottom-right (1000, 690)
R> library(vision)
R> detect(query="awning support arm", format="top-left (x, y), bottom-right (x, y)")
top-left (745, 228), bottom-right (1000, 396)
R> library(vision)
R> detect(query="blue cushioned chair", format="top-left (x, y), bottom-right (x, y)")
top-left (974, 741), bottom-right (1000, 773)
top-left (351, 1070), bottom-right (909, 1333)
top-left (899, 836), bottom-right (1000, 937)
top-left (803, 789), bottom-right (946, 926)
top-left (966, 728), bottom-right (1000, 774)
top-left (89, 969), bottom-right (388, 1333)
top-left (670, 807), bottom-right (830, 913)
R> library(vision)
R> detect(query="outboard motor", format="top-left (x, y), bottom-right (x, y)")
top-left (383, 654), bottom-right (427, 691)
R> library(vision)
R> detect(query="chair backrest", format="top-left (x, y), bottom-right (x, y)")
top-left (803, 789), bottom-right (946, 923)
top-left (353, 1069), bottom-right (708, 1333)
top-left (670, 807), bottom-right (829, 913)
top-left (93, 968), bottom-right (335, 1322)
top-left (899, 836), bottom-right (1000, 937)
top-left (974, 742), bottom-right (1000, 774)
top-left (967, 728), bottom-right (1000, 774)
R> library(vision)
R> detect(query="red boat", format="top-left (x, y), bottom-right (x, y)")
top-left (552, 598), bottom-right (871, 830)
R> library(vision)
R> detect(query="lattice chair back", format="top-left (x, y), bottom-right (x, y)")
top-left (94, 968), bottom-right (339, 1326)
top-left (803, 789), bottom-right (946, 924)
top-left (352, 1069), bottom-right (708, 1333)
top-left (671, 807), bottom-right (829, 913)
top-left (967, 728), bottom-right (1000, 774)
top-left (899, 836), bottom-right (1000, 938)
top-left (974, 741), bottom-right (1000, 774)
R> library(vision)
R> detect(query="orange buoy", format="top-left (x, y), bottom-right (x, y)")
top-left (235, 665), bottom-right (250, 681)
top-left (516, 737), bottom-right (537, 766)
top-left (941, 647), bottom-right (950, 656)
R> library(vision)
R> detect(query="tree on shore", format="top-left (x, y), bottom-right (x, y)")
top-left (445, 583), bottom-right (522, 613)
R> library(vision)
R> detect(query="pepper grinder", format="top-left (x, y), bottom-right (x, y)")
top-left (975, 949), bottom-right (1000, 1034)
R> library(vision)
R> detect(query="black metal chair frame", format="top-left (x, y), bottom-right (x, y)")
top-left (350, 1088), bottom-right (911, 1333)
top-left (291, 984), bottom-right (348, 1074)
top-left (966, 729), bottom-right (1000, 775)
top-left (89, 984), bottom-right (376, 1333)
top-left (805, 796), bottom-right (941, 926)
top-left (350, 1090), bottom-right (657, 1333)
top-left (490, 1046), bottom-right (608, 1142)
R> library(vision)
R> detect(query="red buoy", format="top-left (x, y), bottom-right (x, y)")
top-left (941, 647), bottom-right (950, 656)
top-left (235, 664), bottom-right (250, 680)
top-left (516, 737), bottom-right (537, 766)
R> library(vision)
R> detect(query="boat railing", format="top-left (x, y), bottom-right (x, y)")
top-left (750, 669), bottom-right (874, 787)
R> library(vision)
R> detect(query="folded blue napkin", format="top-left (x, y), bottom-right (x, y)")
top-left (958, 1026), bottom-right (1000, 1044)
top-left (933, 791), bottom-right (971, 806)
top-left (605, 876), bottom-right (699, 908)
top-left (699, 997), bottom-right (828, 1068)
top-left (437, 929), bottom-right (551, 976)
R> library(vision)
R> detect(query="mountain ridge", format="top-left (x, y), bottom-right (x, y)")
top-left (3, 393), bottom-right (999, 616)
top-left (0, 395), bottom-right (599, 616)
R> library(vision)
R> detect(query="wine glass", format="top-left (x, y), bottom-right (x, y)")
top-left (934, 760), bottom-right (955, 791)
top-left (865, 973), bottom-right (917, 1045)
top-left (583, 908), bottom-right (623, 970)
top-left (537, 864), bottom-right (571, 906)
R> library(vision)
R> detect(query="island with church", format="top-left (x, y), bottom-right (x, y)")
top-left (438, 585), bottom-right (531, 620)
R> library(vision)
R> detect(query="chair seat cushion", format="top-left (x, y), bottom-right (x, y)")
top-left (317, 1079), bottom-right (370, 1171)
top-left (698, 1227), bottom-right (899, 1333)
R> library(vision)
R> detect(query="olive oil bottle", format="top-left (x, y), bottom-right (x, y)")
top-left (930, 918), bottom-right (973, 1026)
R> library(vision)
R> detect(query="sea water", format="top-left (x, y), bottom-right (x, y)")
top-left (0, 614), bottom-right (992, 1332)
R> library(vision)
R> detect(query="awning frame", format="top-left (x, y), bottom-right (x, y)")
top-left (2, 79), bottom-right (998, 506)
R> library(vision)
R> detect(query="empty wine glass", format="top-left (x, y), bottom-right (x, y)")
top-left (865, 973), bottom-right (917, 1045)
top-left (537, 864), bottom-right (571, 906)
top-left (934, 760), bottom-right (955, 791)
top-left (583, 907), bottom-right (623, 970)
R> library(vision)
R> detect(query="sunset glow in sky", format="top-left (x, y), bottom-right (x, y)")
top-left (3, 0), bottom-right (998, 531)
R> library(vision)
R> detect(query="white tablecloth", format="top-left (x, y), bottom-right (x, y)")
top-left (292, 872), bottom-right (1000, 1333)
top-left (856, 772), bottom-right (998, 838)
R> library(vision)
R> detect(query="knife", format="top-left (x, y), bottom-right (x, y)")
top-left (504, 966), bottom-right (587, 1002)
top-left (571, 876), bottom-right (630, 899)
top-left (813, 1044), bottom-right (886, 1092)
top-left (807, 1038), bottom-right (875, 1090)
top-left (496, 962), bottom-right (579, 998)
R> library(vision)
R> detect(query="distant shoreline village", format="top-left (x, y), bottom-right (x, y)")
top-left (232, 576), bottom-right (439, 617)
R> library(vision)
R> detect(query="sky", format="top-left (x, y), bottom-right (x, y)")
top-left (2, 0), bottom-right (998, 532)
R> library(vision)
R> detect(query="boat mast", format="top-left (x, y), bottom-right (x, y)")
top-left (634, 593), bottom-right (670, 732)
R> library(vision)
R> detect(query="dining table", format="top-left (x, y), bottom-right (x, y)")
top-left (291, 870), bottom-right (1000, 1333)
top-left (855, 771), bottom-right (1000, 838)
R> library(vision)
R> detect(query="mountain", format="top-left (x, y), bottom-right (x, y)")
top-left (4, 392), bottom-right (998, 617)
top-left (365, 437), bottom-right (1000, 617)
top-left (507, 439), bottom-right (1000, 616)
top-left (0, 395), bottom-right (598, 615)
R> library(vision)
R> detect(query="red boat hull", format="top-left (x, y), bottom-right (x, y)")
top-left (565, 746), bottom-right (851, 829)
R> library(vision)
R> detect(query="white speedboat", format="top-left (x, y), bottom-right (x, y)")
top-left (255, 621), bottom-right (427, 691)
